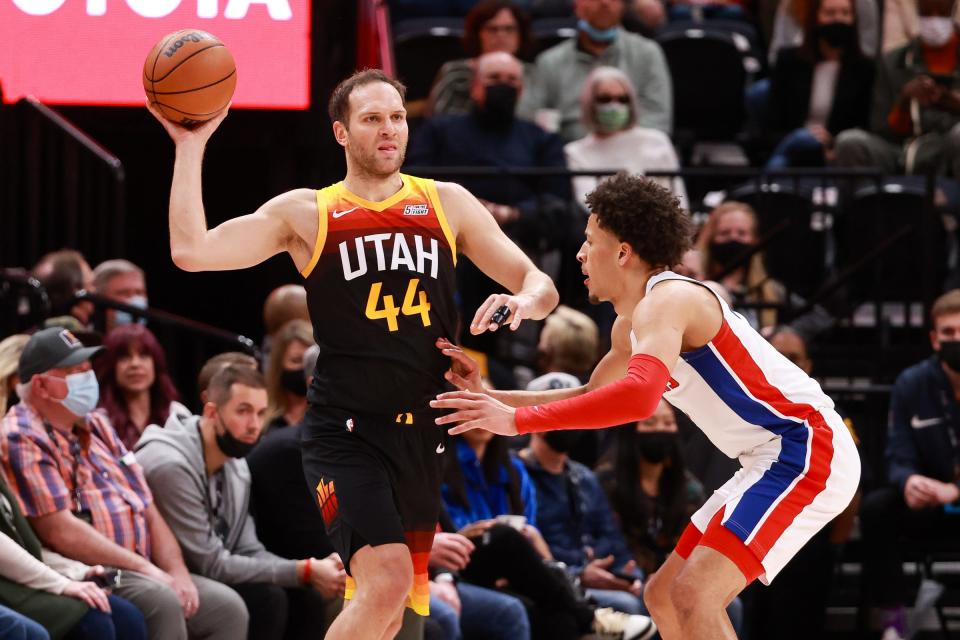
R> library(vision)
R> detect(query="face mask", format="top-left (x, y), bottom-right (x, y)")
top-left (543, 430), bottom-right (582, 454)
top-left (710, 240), bottom-right (752, 268)
top-left (817, 22), bottom-right (856, 48)
top-left (113, 296), bottom-right (148, 327)
top-left (919, 16), bottom-right (955, 48)
top-left (595, 102), bottom-right (630, 133)
top-left (280, 368), bottom-right (307, 397)
top-left (939, 340), bottom-right (960, 373)
top-left (578, 18), bottom-right (618, 43)
top-left (214, 412), bottom-right (259, 458)
top-left (636, 432), bottom-right (676, 464)
top-left (59, 370), bottom-right (100, 417)
top-left (476, 83), bottom-right (518, 128)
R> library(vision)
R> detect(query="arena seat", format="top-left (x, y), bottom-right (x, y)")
top-left (392, 17), bottom-right (466, 102)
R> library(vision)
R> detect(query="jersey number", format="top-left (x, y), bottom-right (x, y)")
top-left (365, 279), bottom-right (432, 332)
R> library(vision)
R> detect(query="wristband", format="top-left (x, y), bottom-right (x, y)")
top-left (301, 559), bottom-right (312, 585)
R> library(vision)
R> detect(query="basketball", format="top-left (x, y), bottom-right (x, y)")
top-left (143, 29), bottom-right (236, 127)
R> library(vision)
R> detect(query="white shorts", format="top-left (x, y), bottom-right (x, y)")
top-left (684, 407), bottom-right (860, 584)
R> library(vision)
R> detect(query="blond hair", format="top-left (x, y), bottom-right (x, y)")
top-left (541, 306), bottom-right (600, 374)
top-left (696, 201), bottom-right (782, 328)
top-left (265, 319), bottom-right (314, 425)
top-left (931, 289), bottom-right (960, 328)
top-left (0, 335), bottom-right (30, 414)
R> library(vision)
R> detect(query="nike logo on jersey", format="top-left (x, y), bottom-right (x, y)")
top-left (910, 415), bottom-right (943, 429)
top-left (332, 206), bottom-right (360, 219)
top-left (436, 443), bottom-right (445, 454)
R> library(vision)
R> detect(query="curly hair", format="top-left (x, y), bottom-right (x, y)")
top-left (585, 172), bottom-right (693, 268)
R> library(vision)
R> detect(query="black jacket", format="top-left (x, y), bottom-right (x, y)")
top-left (768, 46), bottom-right (875, 137)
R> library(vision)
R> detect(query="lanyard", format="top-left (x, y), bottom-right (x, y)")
top-left (42, 422), bottom-right (84, 512)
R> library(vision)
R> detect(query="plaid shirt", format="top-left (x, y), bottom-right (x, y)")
top-left (2, 402), bottom-right (153, 558)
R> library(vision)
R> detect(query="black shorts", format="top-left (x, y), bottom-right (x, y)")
top-left (300, 405), bottom-right (446, 616)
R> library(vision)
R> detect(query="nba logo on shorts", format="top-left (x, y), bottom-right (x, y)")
top-left (403, 204), bottom-right (429, 216)
top-left (345, 418), bottom-right (355, 433)
top-left (666, 377), bottom-right (680, 391)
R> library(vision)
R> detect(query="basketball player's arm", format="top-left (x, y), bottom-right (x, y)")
top-left (437, 182), bottom-right (558, 332)
top-left (433, 288), bottom-right (692, 435)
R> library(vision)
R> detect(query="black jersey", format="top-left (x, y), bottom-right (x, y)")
top-left (300, 174), bottom-right (458, 414)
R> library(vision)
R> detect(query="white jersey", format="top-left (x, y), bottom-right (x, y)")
top-left (634, 272), bottom-right (834, 459)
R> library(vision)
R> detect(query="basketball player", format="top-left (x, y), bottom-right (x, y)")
top-left (432, 173), bottom-right (860, 640)
top-left (148, 69), bottom-right (558, 640)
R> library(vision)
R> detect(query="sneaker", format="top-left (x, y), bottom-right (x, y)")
top-left (592, 607), bottom-right (658, 640)
top-left (878, 605), bottom-right (907, 640)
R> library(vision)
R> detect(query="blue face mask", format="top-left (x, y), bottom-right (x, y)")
top-left (578, 18), bottom-right (619, 43)
top-left (113, 296), bottom-right (148, 327)
top-left (59, 370), bottom-right (100, 417)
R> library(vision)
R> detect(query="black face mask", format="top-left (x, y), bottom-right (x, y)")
top-left (214, 413), bottom-right (259, 459)
top-left (280, 368), bottom-right (307, 397)
top-left (636, 432), bottom-right (676, 464)
top-left (543, 430), bottom-right (582, 454)
top-left (939, 340), bottom-right (960, 373)
top-left (710, 240), bottom-right (752, 269)
top-left (476, 84), bottom-right (518, 128)
top-left (817, 22), bottom-right (856, 48)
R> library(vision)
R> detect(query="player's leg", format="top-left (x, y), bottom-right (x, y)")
top-left (324, 542), bottom-right (412, 639)
top-left (669, 545), bottom-right (746, 640)
top-left (642, 549), bottom-right (687, 638)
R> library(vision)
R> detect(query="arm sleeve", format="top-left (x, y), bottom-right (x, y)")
top-left (516, 354), bottom-right (670, 434)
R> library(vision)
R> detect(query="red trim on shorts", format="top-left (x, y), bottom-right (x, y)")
top-left (675, 521), bottom-right (703, 559)
top-left (699, 511), bottom-right (765, 584)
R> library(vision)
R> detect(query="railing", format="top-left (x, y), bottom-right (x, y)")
top-left (0, 97), bottom-right (126, 269)
top-left (357, 0), bottom-right (395, 76)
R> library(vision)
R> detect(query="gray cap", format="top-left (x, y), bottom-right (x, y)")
top-left (19, 328), bottom-right (104, 382)
top-left (526, 372), bottom-right (582, 392)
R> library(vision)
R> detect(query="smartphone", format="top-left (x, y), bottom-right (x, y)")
top-left (90, 569), bottom-right (120, 589)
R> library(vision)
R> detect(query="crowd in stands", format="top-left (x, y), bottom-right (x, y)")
top-left (4, 0), bottom-right (960, 638)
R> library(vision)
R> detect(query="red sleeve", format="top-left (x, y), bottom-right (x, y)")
top-left (515, 354), bottom-right (671, 434)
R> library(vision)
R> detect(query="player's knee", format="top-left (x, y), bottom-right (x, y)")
top-left (643, 569), bottom-right (672, 617)
top-left (364, 552), bottom-right (413, 608)
top-left (669, 571), bottom-right (713, 619)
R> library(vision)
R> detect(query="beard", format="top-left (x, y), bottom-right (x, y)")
top-left (348, 141), bottom-right (406, 178)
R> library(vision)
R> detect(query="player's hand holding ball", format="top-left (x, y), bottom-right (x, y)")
top-left (143, 29), bottom-right (236, 144)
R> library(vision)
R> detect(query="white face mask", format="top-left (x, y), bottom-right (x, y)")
top-left (919, 16), bottom-right (955, 48)
top-left (59, 370), bottom-right (100, 417)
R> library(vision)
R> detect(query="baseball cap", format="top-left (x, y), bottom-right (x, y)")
top-left (18, 327), bottom-right (104, 382)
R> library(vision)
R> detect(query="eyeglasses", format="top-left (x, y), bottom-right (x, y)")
top-left (595, 95), bottom-right (629, 104)
top-left (482, 24), bottom-right (518, 34)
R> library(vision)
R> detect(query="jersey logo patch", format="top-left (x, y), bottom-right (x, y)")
top-left (403, 204), bottom-right (429, 216)
top-left (666, 377), bottom-right (680, 391)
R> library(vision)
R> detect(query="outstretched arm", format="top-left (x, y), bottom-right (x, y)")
top-left (148, 102), bottom-right (314, 272)
top-left (433, 284), bottom-right (695, 435)
top-left (437, 182), bottom-right (558, 333)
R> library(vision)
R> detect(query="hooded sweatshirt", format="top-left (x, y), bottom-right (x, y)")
top-left (135, 412), bottom-right (299, 586)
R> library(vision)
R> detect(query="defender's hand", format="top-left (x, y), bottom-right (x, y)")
top-left (431, 391), bottom-right (518, 436)
top-left (436, 338), bottom-right (484, 393)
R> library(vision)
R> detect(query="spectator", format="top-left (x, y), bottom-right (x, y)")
top-left (518, 0), bottom-right (673, 141)
top-left (595, 402), bottom-right (744, 634)
top-left (834, 0), bottom-right (960, 177)
top-left (407, 51), bottom-right (572, 360)
top-left (0, 335), bottom-right (29, 414)
top-left (196, 352), bottom-right (259, 407)
top-left (2, 327), bottom-right (248, 640)
top-left (0, 605), bottom-right (48, 640)
top-left (135, 365), bottom-right (344, 640)
top-left (264, 320), bottom-right (313, 431)
top-left (31, 250), bottom-right (95, 329)
top-left (519, 422), bottom-right (648, 617)
top-left (441, 431), bottom-right (656, 640)
top-left (261, 285), bottom-right (309, 364)
top-left (428, 0), bottom-right (535, 116)
top-left (695, 201), bottom-right (785, 330)
top-left (94, 325), bottom-right (188, 450)
top-left (883, 0), bottom-right (960, 52)
top-left (766, 0), bottom-right (875, 168)
top-left (769, 0), bottom-right (878, 63)
top-left (860, 289), bottom-right (960, 640)
top-left (564, 66), bottom-right (687, 212)
top-left (0, 468), bottom-right (147, 640)
top-left (91, 260), bottom-right (149, 333)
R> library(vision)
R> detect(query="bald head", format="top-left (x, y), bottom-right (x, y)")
top-left (263, 285), bottom-right (309, 336)
top-left (471, 52), bottom-right (524, 107)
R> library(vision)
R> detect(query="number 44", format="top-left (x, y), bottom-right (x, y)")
top-left (365, 279), bottom-right (431, 332)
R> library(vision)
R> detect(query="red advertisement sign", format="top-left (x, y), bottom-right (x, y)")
top-left (0, 0), bottom-right (311, 108)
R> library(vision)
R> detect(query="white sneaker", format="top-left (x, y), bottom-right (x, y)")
top-left (592, 607), bottom-right (658, 640)
top-left (880, 628), bottom-right (906, 640)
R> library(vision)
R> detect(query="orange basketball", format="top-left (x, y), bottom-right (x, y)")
top-left (143, 29), bottom-right (237, 127)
